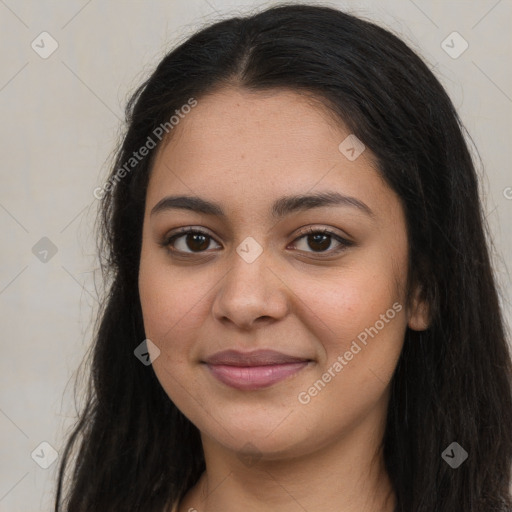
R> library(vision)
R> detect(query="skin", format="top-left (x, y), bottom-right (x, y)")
top-left (138, 87), bottom-right (429, 512)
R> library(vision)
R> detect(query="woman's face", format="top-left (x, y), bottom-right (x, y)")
top-left (138, 87), bottom-right (428, 460)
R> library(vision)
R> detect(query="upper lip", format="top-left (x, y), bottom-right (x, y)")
top-left (203, 349), bottom-right (311, 367)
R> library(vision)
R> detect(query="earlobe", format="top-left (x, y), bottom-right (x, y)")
top-left (407, 285), bottom-right (431, 331)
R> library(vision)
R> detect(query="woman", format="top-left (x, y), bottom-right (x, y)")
top-left (54, 4), bottom-right (512, 511)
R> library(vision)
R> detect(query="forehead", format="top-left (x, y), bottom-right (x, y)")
top-left (155, 87), bottom-right (349, 166)
top-left (146, 87), bottom-right (396, 222)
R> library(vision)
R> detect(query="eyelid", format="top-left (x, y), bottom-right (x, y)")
top-left (293, 225), bottom-right (353, 242)
top-left (161, 226), bottom-right (220, 251)
top-left (289, 226), bottom-right (354, 255)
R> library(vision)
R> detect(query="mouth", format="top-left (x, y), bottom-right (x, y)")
top-left (202, 349), bottom-right (312, 391)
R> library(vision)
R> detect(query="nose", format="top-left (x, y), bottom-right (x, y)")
top-left (211, 247), bottom-right (290, 331)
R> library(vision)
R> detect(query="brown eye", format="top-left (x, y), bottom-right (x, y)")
top-left (291, 228), bottom-right (353, 255)
top-left (163, 228), bottom-right (221, 254)
top-left (305, 233), bottom-right (332, 252)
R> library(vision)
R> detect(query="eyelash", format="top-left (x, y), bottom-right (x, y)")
top-left (160, 226), bottom-right (354, 257)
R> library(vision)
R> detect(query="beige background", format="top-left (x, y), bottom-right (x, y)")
top-left (0, 0), bottom-right (511, 510)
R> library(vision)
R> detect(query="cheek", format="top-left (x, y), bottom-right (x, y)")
top-left (138, 256), bottom-right (210, 411)
top-left (291, 249), bottom-right (408, 411)
top-left (138, 252), bottom-right (208, 353)
top-left (295, 264), bottom-right (403, 351)
top-left (292, 269), bottom-right (406, 428)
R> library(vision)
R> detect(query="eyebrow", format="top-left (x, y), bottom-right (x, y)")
top-left (150, 191), bottom-right (374, 219)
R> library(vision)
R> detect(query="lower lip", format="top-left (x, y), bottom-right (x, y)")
top-left (205, 362), bottom-right (309, 390)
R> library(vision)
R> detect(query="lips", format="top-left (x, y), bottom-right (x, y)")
top-left (202, 349), bottom-right (311, 390)
top-left (204, 349), bottom-right (309, 366)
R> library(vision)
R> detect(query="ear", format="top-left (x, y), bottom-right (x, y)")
top-left (407, 283), bottom-right (430, 331)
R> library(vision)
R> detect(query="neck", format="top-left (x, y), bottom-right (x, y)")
top-left (178, 401), bottom-right (395, 512)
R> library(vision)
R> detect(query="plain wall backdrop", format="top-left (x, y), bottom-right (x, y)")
top-left (0, 0), bottom-right (511, 510)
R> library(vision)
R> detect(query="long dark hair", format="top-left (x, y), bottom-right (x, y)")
top-left (54, 4), bottom-right (512, 511)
